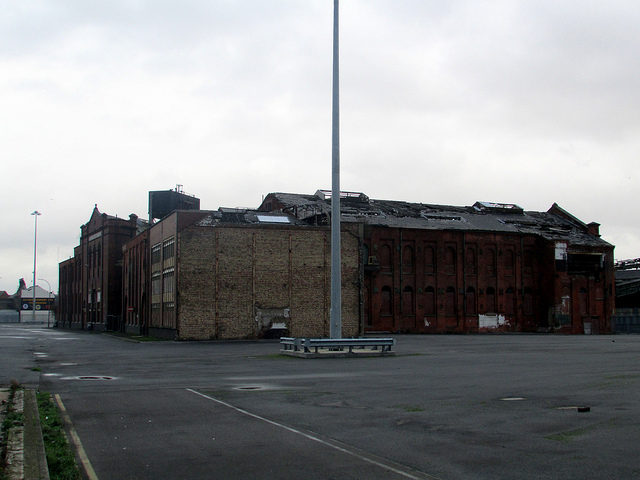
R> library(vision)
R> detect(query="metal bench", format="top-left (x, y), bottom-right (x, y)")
top-left (280, 337), bottom-right (395, 354)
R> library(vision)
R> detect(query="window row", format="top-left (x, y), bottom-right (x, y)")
top-left (378, 285), bottom-right (535, 316)
top-left (152, 237), bottom-right (176, 266)
top-left (370, 243), bottom-right (534, 276)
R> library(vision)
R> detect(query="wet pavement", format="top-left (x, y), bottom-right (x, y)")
top-left (2, 324), bottom-right (639, 479)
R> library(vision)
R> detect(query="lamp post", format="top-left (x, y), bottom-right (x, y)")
top-left (38, 278), bottom-right (52, 328)
top-left (330, 0), bottom-right (341, 339)
top-left (31, 211), bottom-right (41, 323)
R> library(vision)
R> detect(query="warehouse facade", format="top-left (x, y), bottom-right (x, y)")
top-left (121, 208), bottom-right (360, 339)
top-left (61, 189), bottom-right (615, 338)
top-left (259, 191), bottom-right (615, 335)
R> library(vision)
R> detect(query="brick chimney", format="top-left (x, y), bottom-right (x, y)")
top-left (587, 222), bottom-right (600, 237)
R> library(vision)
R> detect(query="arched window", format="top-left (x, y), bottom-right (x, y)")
top-left (424, 245), bottom-right (435, 274)
top-left (425, 286), bottom-right (435, 315)
top-left (505, 287), bottom-right (515, 315)
top-left (523, 287), bottom-right (534, 315)
top-left (465, 247), bottom-right (476, 274)
top-left (379, 245), bottom-right (393, 272)
top-left (486, 248), bottom-right (496, 276)
top-left (524, 250), bottom-right (534, 276)
top-left (402, 245), bottom-right (414, 274)
top-left (444, 247), bottom-right (456, 275)
top-left (486, 287), bottom-right (496, 313)
top-left (381, 286), bottom-right (393, 316)
top-left (466, 287), bottom-right (476, 314)
top-left (402, 286), bottom-right (414, 314)
top-left (504, 249), bottom-right (514, 276)
top-left (445, 286), bottom-right (456, 315)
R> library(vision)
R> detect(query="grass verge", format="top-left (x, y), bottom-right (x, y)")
top-left (37, 392), bottom-right (81, 480)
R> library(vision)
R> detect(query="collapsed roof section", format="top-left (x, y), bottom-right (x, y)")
top-left (196, 207), bottom-right (305, 227)
top-left (259, 191), bottom-right (611, 248)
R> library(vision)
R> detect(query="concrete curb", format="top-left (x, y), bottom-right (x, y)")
top-left (23, 390), bottom-right (49, 480)
top-left (1, 388), bottom-right (49, 480)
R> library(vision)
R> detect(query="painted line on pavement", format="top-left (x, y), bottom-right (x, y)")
top-left (54, 394), bottom-right (99, 480)
top-left (187, 388), bottom-right (440, 480)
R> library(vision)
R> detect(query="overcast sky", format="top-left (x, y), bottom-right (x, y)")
top-left (2, 0), bottom-right (639, 294)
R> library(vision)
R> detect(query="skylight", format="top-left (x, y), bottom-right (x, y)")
top-left (257, 215), bottom-right (290, 224)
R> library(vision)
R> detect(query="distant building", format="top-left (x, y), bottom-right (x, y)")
top-left (58, 205), bottom-right (144, 330)
top-left (613, 258), bottom-right (640, 333)
top-left (148, 185), bottom-right (200, 223)
top-left (19, 285), bottom-right (55, 323)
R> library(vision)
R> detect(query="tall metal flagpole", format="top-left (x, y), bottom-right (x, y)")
top-left (330, 0), bottom-right (341, 339)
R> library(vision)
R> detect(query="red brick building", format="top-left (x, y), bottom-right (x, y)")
top-left (260, 191), bottom-right (615, 334)
top-left (58, 206), bottom-right (144, 330)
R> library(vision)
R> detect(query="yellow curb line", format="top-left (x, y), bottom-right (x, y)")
top-left (53, 394), bottom-right (99, 480)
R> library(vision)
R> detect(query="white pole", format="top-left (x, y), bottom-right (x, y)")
top-left (330, 0), bottom-right (341, 339)
top-left (39, 278), bottom-right (51, 328)
top-left (31, 211), bottom-right (41, 323)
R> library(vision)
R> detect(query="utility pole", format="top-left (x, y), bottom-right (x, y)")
top-left (31, 210), bottom-right (41, 323)
top-left (330, 0), bottom-right (341, 339)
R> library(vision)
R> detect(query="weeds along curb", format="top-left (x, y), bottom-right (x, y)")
top-left (37, 393), bottom-right (80, 480)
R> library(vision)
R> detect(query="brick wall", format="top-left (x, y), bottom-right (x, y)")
top-left (177, 224), bottom-right (360, 340)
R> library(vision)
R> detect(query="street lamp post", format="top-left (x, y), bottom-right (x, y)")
top-left (39, 278), bottom-right (52, 328)
top-left (330, 0), bottom-right (341, 339)
top-left (31, 210), bottom-right (41, 323)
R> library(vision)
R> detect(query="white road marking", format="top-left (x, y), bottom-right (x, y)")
top-left (54, 394), bottom-right (100, 480)
top-left (186, 388), bottom-right (441, 480)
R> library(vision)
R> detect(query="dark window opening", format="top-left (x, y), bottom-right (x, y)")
top-left (425, 286), bottom-right (435, 315)
top-left (486, 287), bottom-right (496, 313)
top-left (445, 286), bottom-right (456, 315)
top-left (402, 286), bottom-right (414, 314)
top-left (381, 286), bottom-right (393, 316)
top-left (424, 246), bottom-right (435, 274)
top-left (466, 287), bottom-right (476, 314)
top-left (568, 254), bottom-right (602, 275)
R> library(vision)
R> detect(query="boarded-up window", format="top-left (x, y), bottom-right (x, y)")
top-left (379, 244), bottom-right (393, 272)
top-left (466, 287), bottom-right (476, 314)
top-left (381, 286), bottom-right (393, 316)
top-left (486, 248), bottom-right (496, 276)
top-left (505, 287), bottom-right (515, 315)
top-left (504, 249), bottom-right (515, 276)
top-left (445, 286), bottom-right (456, 315)
top-left (486, 287), bottom-right (496, 313)
top-left (402, 245), bottom-right (414, 274)
top-left (465, 247), bottom-right (476, 274)
top-left (444, 246), bottom-right (456, 275)
top-left (402, 286), bottom-right (414, 314)
top-left (524, 287), bottom-right (534, 315)
top-left (425, 286), bottom-right (435, 315)
top-left (424, 245), bottom-right (435, 274)
top-left (524, 250), bottom-right (534, 276)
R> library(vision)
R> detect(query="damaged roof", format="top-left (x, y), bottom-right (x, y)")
top-left (196, 208), bottom-right (305, 227)
top-left (261, 191), bottom-right (612, 248)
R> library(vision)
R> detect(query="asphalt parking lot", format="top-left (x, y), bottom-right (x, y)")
top-left (2, 324), bottom-right (639, 479)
